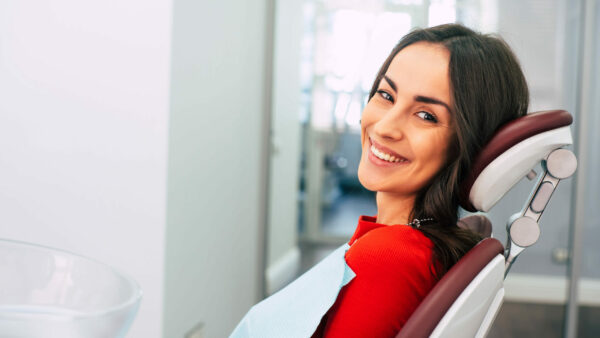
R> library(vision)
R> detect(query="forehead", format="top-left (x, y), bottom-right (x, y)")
top-left (385, 42), bottom-right (452, 103)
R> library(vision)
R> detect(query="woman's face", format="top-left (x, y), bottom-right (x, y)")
top-left (358, 42), bottom-right (454, 197)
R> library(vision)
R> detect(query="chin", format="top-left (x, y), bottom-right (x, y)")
top-left (357, 164), bottom-right (378, 192)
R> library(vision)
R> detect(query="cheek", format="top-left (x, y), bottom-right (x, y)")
top-left (419, 131), bottom-right (452, 169)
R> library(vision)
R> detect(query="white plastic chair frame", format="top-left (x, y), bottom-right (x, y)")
top-left (397, 110), bottom-right (577, 338)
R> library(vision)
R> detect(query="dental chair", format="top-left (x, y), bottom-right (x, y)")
top-left (397, 110), bottom-right (577, 338)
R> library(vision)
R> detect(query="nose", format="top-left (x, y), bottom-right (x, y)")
top-left (372, 106), bottom-right (406, 141)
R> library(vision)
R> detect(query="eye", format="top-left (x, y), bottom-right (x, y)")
top-left (416, 111), bottom-right (438, 123)
top-left (376, 90), bottom-right (393, 102)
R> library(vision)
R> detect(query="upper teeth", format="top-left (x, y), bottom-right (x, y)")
top-left (371, 145), bottom-right (406, 163)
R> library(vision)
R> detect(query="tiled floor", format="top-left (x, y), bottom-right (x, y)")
top-left (487, 302), bottom-right (600, 337)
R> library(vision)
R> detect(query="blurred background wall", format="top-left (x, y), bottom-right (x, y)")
top-left (0, 0), bottom-right (273, 337)
top-left (0, 1), bottom-right (172, 337)
top-left (165, 0), bottom-right (272, 336)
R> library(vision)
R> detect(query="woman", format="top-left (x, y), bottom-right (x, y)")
top-left (232, 23), bottom-right (529, 338)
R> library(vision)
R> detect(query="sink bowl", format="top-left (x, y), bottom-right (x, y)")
top-left (0, 239), bottom-right (141, 337)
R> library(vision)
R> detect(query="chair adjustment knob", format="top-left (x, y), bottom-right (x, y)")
top-left (546, 148), bottom-right (577, 179)
top-left (509, 216), bottom-right (540, 247)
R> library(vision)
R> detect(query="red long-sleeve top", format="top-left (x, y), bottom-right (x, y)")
top-left (314, 215), bottom-right (437, 337)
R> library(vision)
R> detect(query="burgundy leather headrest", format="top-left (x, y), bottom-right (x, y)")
top-left (460, 110), bottom-right (573, 211)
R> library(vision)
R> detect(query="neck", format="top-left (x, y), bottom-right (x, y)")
top-left (375, 191), bottom-right (416, 225)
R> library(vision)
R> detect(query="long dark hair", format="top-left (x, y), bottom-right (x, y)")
top-left (368, 24), bottom-right (529, 278)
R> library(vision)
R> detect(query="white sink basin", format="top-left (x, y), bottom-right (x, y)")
top-left (0, 239), bottom-right (141, 337)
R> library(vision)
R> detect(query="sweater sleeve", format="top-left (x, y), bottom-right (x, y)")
top-left (320, 226), bottom-right (436, 338)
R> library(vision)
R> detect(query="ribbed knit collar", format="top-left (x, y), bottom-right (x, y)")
top-left (348, 215), bottom-right (385, 245)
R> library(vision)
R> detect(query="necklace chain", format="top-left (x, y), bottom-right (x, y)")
top-left (408, 218), bottom-right (435, 228)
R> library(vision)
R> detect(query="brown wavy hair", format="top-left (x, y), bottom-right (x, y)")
top-left (368, 24), bottom-right (529, 278)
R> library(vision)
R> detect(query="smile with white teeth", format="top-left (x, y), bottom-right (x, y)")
top-left (370, 144), bottom-right (407, 163)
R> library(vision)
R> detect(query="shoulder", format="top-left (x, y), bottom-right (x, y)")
top-left (323, 225), bottom-right (437, 336)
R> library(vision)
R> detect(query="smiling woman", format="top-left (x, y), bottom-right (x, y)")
top-left (367, 24), bottom-right (529, 280)
top-left (358, 42), bottom-right (454, 220)
top-left (231, 23), bottom-right (529, 338)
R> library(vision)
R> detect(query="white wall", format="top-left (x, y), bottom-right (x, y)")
top-left (164, 0), bottom-right (271, 336)
top-left (0, 1), bottom-right (172, 337)
top-left (0, 1), bottom-right (274, 337)
top-left (265, 0), bottom-right (304, 294)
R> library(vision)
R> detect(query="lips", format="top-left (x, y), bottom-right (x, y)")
top-left (369, 137), bottom-right (409, 163)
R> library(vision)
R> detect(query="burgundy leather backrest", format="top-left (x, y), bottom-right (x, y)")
top-left (396, 237), bottom-right (504, 338)
top-left (460, 110), bottom-right (573, 211)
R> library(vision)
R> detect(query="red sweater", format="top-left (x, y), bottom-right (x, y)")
top-left (315, 215), bottom-right (437, 337)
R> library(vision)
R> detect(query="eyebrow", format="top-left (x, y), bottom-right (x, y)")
top-left (382, 75), bottom-right (452, 113)
top-left (414, 95), bottom-right (452, 114)
top-left (383, 75), bottom-right (398, 92)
